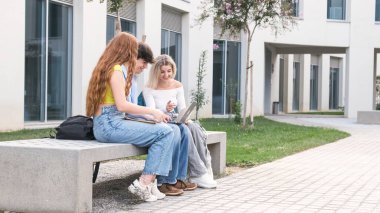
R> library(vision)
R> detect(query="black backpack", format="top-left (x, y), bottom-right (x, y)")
top-left (54, 115), bottom-right (95, 140)
top-left (53, 115), bottom-right (100, 183)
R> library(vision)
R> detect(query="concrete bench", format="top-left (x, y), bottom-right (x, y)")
top-left (0, 131), bottom-right (226, 213)
top-left (357, 110), bottom-right (380, 124)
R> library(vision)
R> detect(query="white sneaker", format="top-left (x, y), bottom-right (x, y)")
top-left (150, 179), bottom-right (166, 200)
top-left (190, 173), bottom-right (217, 189)
top-left (128, 179), bottom-right (157, 202)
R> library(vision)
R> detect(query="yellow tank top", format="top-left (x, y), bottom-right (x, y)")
top-left (103, 64), bottom-right (123, 104)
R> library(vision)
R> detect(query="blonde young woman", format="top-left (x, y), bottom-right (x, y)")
top-left (143, 54), bottom-right (217, 188)
top-left (86, 33), bottom-right (182, 202)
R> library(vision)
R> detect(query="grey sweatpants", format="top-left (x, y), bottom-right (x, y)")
top-left (186, 122), bottom-right (213, 178)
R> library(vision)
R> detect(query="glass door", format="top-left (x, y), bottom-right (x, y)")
top-left (47, 2), bottom-right (73, 120)
top-left (212, 40), bottom-right (225, 114)
top-left (292, 62), bottom-right (300, 111)
top-left (225, 41), bottom-right (241, 114)
top-left (24, 0), bottom-right (73, 122)
top-left (310, 65), bottom-right (319, 110)
top-left (279, 58), bottom-right (285, 112)
top-left (25, 0), bottom-right (47, 121)
top-left (212, 40), bottom-right (241, 115)
top-left (329, 68), bottom-right (339, 109)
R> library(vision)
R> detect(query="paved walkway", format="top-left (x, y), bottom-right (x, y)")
top-left (129, 116), bottom-right (380, 213)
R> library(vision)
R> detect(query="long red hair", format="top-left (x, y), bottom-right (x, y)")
top-left (86, 32), bottom-right (137, 116)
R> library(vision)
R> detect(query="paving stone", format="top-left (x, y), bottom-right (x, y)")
top-left (93, 116), bottom-right (380, 212)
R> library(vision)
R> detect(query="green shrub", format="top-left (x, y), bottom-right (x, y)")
top-left (233, 101), bottom-right (242, 124)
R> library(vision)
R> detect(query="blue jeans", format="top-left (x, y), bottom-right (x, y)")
top-left (157, 123), bottom-right (189, 184)
top-left (93, 105), bottom-right (174, 176)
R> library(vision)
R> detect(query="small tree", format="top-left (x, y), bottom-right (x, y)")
top-left (191, 51), bottom-right (209, 120)
top-left (89, 0), bottom-right (135, 34)
top-left (197, 0), bottom-right (295, 128)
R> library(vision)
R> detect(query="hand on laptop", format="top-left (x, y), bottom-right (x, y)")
top-left (151, 109), bottom-right (171, 123)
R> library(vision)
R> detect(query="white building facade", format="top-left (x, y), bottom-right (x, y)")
top-left (0, 0), bottom-right (379, 131)
top-left (257, 0), bottom-right (380, 118)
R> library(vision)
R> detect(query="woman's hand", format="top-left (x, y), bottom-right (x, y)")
top-left (166, 100), bottom-right (177, 112)
top-left (151, 109), bottom-right (171, 123)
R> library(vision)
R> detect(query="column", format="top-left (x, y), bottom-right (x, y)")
top-left (72, 1), bottom-right (107, 115)
top-left (345, 47), bottom-right (374, 117)
top-left (0, 1), bottom-right (25, 130)
top-left (319, 54), bottom-right (330, 111)
top-left (283, 54), bottom-right (294, 113)
top-left (300, 54), bottom-right (311, 112)
top-left (344, 0), bottom-right (376, 117)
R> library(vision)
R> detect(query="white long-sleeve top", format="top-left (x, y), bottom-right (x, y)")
top-left (143, 86), bottom-right (186, 113)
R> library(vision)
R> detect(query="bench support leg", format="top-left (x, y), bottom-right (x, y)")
top-left (0, 148), bottom-right (93, 213)
top-left (207, 139), bottom-right (226, 175)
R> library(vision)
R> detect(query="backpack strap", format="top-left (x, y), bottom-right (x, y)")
top-left (93, 162), bottom-right (101, 183)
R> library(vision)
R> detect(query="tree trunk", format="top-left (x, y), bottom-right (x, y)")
top-left (115, 10), bottom-right (121, 34)
top-left (242, 38), bottom-right (251, 127)
top-left (242, 53), bottom-right (249, 126)
top-left (249, 61), bottom-right (254, 128)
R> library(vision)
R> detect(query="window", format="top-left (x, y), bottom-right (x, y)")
top-left (161, 29), bottom-right (182, 81)
top-left (329, 68), bottom-right (340, 109)
top-left (292, 0), bottom-right (300, 17)
top-left (25, 0), bottom-right (73, 121)
top-left (212, 40), bottom-right (241, 115)
top-left (327, 0), bottom-right (346, 20)
top-left (376, 0), bottom-right (380, 21)
top-left (106, 16), bottom-right (136, 43)
top-left (106, 1), bottom-right (136, 43)
top-left (293, 62), bottom-right (300, 111)
top-left (161, 7), bottom-right (182, 81)
top-left (310, 65), bottom-right (319, 110)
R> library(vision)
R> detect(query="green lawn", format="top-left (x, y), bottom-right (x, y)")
top-left (200, 117), bottom-right (349, 167)
top-left (0, 128), bottom-right (53, 142)
top-left (0, 117), bottom-right (349, 168)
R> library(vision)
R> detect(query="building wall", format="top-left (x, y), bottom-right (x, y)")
top-left (0, 1), bottom-right (25, 131)
top-left (1, 0), bottom-right (380, 131)
top-left (72, 1), bottom-right (107, 116)
top-left (247, 0), bottom-right (379, 117)
top-left (0, 0), bottom-right (213, 131)
top-left (136, 0), bottom-right (213, 117)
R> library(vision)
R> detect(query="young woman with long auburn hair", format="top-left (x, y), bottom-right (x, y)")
top-left (86, 32), bottom-right (174, 202)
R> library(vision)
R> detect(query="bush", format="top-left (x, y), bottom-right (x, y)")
top-left (233, 101), bottom-right (242, 124)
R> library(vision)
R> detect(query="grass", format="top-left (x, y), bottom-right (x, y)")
top-left (289, 111), bottom-right (344, 115)
top-left (0, 128), bottom-right (53, 142)
top-left (200, 117), bottom-right (349, 167)
top-left (0, 117), bottom-right (350, 169)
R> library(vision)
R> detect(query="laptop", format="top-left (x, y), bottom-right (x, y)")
top-left (169, 102), bottom-right (197, 124)
top-left (125, 113), bottom-right (157, 124)
top-left (125, 102), bottom-right (196, 124)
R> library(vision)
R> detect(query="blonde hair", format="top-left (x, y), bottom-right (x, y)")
top-left (146, 54), bottom-right (176, 89)
top-left (86, 32), bottom-right (138, 116)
